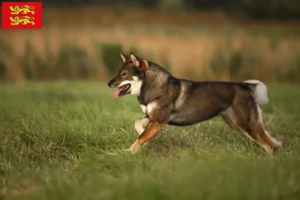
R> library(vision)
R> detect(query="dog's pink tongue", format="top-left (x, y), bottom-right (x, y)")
top-left (114, 89), bottom-right (121, 98)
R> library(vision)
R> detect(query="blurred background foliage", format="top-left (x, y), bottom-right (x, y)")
top-left (0, 0), bottom-right (300, 83)
top-left (43, 0), bottom-right (300, 20)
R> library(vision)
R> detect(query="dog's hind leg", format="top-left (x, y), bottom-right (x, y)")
top-left (134, 118), bottom-right (150, 135)
top-left (253, 106), bottom-right (282, 151)
top-left (222, 98), bottom-right (281, 153)
top-left (221, 107), bottom-right (257, 143)
top-left (222, 107), bottom-right (272, 153)
top-left (252, 121), bottom-right (282, 153)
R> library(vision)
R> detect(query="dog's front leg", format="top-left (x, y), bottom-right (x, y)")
top-left (129, 121), bottom-right (165, 152)
top-left (134, 118), bottom-right (150, 135)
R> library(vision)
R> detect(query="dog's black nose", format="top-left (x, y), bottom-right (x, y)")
top-left (107, 80), bottom-right (112, 87)
top-left (107, 79), bottom-right (115, 88)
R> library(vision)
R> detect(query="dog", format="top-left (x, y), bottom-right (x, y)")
top-left (107, 53), bottom-right (282, 153)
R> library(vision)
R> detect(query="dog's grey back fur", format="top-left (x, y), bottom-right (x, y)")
top-left (138, 61), bottom-right (259, 126)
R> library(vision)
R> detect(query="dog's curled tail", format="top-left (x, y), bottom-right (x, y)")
top-left (243, 79), bottom-right (269, 106)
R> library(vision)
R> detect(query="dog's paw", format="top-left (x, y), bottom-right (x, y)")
top-left (128, 140), bottom-right (141, 153)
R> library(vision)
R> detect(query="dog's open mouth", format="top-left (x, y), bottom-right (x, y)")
top-left (114, 84), bottom-right (131, 98)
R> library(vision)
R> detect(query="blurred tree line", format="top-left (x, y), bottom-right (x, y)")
top-left (2, 0), bottom-right (299, 20)
top-left (39, 0), bottom-right (300, 20)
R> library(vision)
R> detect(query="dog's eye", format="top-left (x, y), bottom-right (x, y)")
top-left (121, 72), bottom-right (128, 76)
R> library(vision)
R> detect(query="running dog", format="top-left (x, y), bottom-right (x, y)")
top-left (107, 53), bottom-right (282, 153)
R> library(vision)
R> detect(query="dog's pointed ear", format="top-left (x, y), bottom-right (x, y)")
top-left (140, 59), bottom-right (149, 71)
top-left (130, 53), bottom-right (149, 71)
top-left (120, 53), bottom-right (130, 62)
top-left (130, 53), bottom-right (140, 67)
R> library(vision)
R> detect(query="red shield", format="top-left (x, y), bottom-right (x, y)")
top-left (2, 2), bottom-right (43, 29)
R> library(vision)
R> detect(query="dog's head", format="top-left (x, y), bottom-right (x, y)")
top-left (107, 53), bottom-right (149, 98)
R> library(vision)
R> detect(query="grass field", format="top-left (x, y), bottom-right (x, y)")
top-left (0, 81), bottom-right (300, 200)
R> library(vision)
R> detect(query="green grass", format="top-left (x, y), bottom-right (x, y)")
top-left (0, 81), bottom-right (300, 200)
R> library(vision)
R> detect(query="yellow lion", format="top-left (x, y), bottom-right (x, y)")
top-left (10, 16), bottom-right (35, 26)
top-left (10, 5), bottom-right (35, 15)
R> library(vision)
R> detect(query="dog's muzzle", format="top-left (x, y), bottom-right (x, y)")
top-left (107, 79), bottom-right (117, 88)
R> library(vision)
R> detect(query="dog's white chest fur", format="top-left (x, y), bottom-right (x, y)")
top-left (130, 76), bottom-right (142, 96)
top-left (140, 102), bottom-right (157, 115)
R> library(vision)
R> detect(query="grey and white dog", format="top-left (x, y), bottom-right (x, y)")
top-left (108, 53), bottom-right (281, 153)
